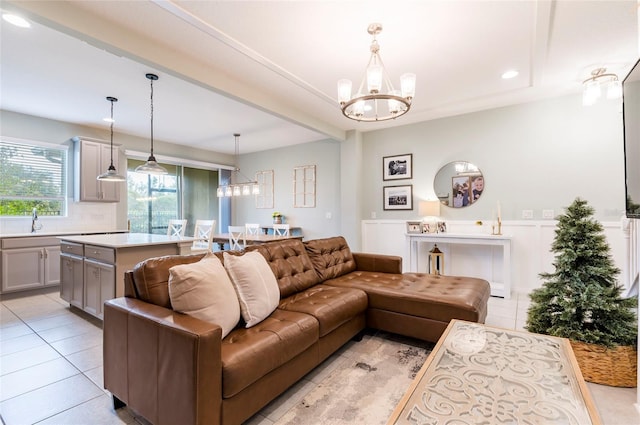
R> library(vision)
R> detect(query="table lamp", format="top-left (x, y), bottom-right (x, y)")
top-left (419, 200), bottom-right (441, 233)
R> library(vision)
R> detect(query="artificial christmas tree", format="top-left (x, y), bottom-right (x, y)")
top-left (526, 197), bottom-right (637, 386)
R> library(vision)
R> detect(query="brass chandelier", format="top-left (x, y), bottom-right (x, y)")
top-left (337, 23), bottom-right (416, 122)
top-left (582, 67), bottom-right (622, 106)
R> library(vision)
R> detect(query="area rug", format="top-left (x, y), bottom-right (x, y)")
top-left (273, 331), bottom-right (433, 425)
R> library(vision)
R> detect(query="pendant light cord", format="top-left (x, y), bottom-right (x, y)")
top-left (109, 98), bottom-right (115, 166)
top-left (150, 77), bottom-right (155, 157)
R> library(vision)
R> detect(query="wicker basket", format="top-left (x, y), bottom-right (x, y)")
top-left (569, 340), bottom-right (637, 387)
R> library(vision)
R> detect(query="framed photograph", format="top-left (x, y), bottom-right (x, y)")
top-left (451, 176), bottom-right (471, 208)
top-left (383, 185), bottom-right (413, 210)
top-left (383, 154), bottom-right (412, 180)
top-left (406, 221), bottom-right (422, 234)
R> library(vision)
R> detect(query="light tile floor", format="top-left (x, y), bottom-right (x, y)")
top-left (0, 289), bottom-right (638, 425)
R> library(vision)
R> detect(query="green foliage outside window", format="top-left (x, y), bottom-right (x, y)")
top-left (0, 140), bottom-right (66, 216)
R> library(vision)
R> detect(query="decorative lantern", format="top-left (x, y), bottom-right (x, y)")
top-left (428, 244), bottom-right (444, 275)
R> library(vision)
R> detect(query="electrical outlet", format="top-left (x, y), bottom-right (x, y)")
top-left (522, 210), bottom-right (533, 219)
top-left (371, 212), bottom-right (376, 219)
top-left (325, 212), bottom-right (332, 219)
top-left (542, 209), bottom-right (554, 219)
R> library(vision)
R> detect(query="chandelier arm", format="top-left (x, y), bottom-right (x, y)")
top-left (377, 55), bottom-right (397, 94)
top-left (583, 73), bottom-right (619, 84)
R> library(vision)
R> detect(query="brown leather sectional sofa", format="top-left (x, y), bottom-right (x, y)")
top-left (103, 236), bottom-right (490, 425)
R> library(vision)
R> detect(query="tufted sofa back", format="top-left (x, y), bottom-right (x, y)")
top-left (129, 252), bottom-right (207, 308)
top-left (304, 236), bottom-right (356, 281)
top-left (245, 239), bottom-right (320, 298)
top-left (127, 236), bottom-right (359, 309)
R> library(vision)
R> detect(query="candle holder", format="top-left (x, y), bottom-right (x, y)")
top-left (492, 218), bottom-right (502, 235)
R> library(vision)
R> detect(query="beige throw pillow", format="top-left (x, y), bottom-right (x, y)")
top-left (223, 251), bottom-right (280, 327)
top-left (168, 252), bottom-right (240, 338)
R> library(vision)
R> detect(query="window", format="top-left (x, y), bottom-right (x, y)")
top-left (127, 159), bottom-right (219, 235)
top-left (0, 138), bottom-right (67, 216)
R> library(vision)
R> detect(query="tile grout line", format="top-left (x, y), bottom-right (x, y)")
top-left (0, 298), bottom-right (110, 425)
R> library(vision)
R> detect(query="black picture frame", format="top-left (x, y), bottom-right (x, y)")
top-left (383, 185), bottom-right (413, 210)
top-left (383, 154), bottom-right (412, 180)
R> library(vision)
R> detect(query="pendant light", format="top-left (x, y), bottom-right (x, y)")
top-left (135, 73), bottom-right (168, 174)
top-left (216, 133), bottom-right (260, 197)
top-left (97, 96), bottom-right (126, 182)
top-left (337, 23), bottom-right (415, 122)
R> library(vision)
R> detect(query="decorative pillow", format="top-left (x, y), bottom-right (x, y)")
top-left (223, 251), bottom-right (280, 328)
top-left (168, 252), bottom-right (240, 338)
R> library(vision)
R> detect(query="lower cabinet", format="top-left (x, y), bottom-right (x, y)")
top-left (83, 259), bottom-right (114, 319)
top-left (60, 253), bottom-right (84, 308)
top-left (1, 237), bottom-right (60, 293)
top-left (60, 240), bottom-right (115, 320)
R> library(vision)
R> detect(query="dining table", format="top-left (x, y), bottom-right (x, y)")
top-left (259, 225), bottom-right (303, 235)
top-left (212, 233), bottom-right (304, 251)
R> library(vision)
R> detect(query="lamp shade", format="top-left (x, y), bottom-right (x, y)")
top-left (419, 200), bottom-right (441, 217)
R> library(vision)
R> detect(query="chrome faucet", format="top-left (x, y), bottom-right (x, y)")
top-left (31, 208), bottom-right (41, 233)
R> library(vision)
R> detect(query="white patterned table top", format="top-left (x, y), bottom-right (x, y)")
top-left (389, 320), bottom-right (601, 425)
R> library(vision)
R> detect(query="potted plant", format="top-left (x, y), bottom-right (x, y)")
top-left (272, 212), bottom-right (283, 224)
top-left (526, 198), bottom-right (638, 387)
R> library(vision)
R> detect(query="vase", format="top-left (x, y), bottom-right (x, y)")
top-left (273, 217), bottom-right (282, 224)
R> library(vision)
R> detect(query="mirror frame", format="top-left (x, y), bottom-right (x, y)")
top-left (434, 161), bottom-right (484, 208)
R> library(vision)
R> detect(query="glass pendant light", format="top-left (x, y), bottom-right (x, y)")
top-left (97, 96), bottom-right (126, 182)
top-left (135, 73), bottom-right (168, 174)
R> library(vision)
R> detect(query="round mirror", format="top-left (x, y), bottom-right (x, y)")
top-left (434, 161), bottom-right (484, 208)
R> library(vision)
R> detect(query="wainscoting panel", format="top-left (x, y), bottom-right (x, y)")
top-left (361, 219), bottom-right (630, 297)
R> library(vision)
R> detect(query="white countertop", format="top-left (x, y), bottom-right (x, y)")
top-left (59, 233), bottom-right (196, 248)
top-left (2, 230), bottom-right (129, 238)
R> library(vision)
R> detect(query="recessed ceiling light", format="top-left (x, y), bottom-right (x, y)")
top-left (2, 13), bottom-right (31, 28)
top-left (103, 117), bottom-right (115, 123)
top-left (502, 70), bottom-right (519, 79)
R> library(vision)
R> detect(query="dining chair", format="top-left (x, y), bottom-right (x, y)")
top-left (272, 223), bottom-right (290, 236)
top-left (245, 223), bottom-right (260, 236)
top-left (228, 225), bottom-right (247, 250)
top-left (191, 219), bottom-right (216, 254)
top-left (167, 219), bottom-right (187, 237)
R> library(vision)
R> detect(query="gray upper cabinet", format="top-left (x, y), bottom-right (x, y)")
top-left (74, 138), bottom-right (121, 202)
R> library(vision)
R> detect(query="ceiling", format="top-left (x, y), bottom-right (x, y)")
top-left (1, 1), bottom-right (639, 155)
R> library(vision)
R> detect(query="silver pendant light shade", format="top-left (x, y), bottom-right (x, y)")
top-left (135, 73), bottom-right (168, 174)
top-left (97, 96), bottom-right (127, 182)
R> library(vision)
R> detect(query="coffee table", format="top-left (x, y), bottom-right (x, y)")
top-left (388, 320), bottom-right (602, 424)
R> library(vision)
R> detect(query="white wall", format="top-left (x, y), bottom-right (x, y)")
top-left (232, 138), bottom-right (342, 241)
top-left (361, 94), bottom-right (624, 223)
top-left (361, 219), bottom-right (629, 296)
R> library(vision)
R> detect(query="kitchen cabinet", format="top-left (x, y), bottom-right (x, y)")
top-left (59, 233), bottom-right (195, 319)
top-left (74, 138), bottom-right (121, 202)
top-left (84, 259), bottom-right (115, 319)
top-left (60, 241), bottom-right (84, 308)
top-left (83, 244), bottom-right (115, 319)
top-left (1, 237), bottom-right (61, 293)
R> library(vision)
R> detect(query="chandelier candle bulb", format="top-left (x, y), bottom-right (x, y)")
top-left (400, 73), bottom-right (416, 99)
top-left (337, 79), bottom-right (352, 104)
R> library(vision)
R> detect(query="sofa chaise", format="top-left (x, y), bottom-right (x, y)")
top-left (103, 236), bottom-right (490, 425)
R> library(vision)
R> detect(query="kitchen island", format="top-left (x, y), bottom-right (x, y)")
top-left (59, 233), bottom-right (195, 319)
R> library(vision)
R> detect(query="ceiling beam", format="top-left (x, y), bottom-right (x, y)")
top-left (6, 0), bottom-right (347, 142)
